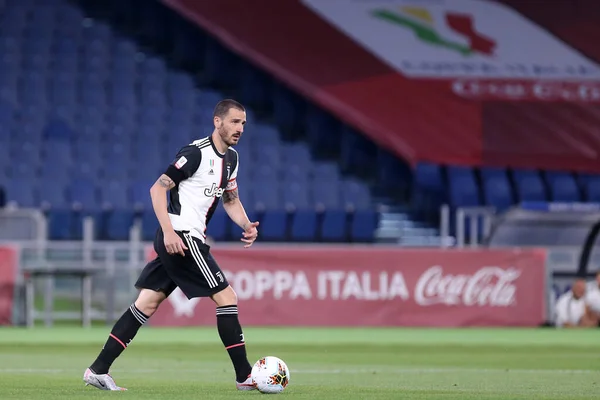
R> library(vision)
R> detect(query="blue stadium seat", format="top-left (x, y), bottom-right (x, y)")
top-left (512, 169), bottom-right (547, 202)
top-left (259, 209), bottom-right (288, 241)
top-left (5, 179), bottom-right (37, 208)
top-left (447, 166), bottom-right (481, 207)
top-left (283, 182), bottom-right (311, 210)
top-left (480, 167), bottom-right (514, 211)
top-left (67, 179), bottom-right (99, 210)
top-left (350, 210), bottom-right (377, 242)
top-left (207, 209), bottom-right (227, 241)
top-left (321, 210), bottom-right (347, 241)
top-left (312, 181), bottom-right (340, 209)
top-left (341, 179), bottom-right (371, 210)
top-left (105, 209), bottom-right (135, 240)
top-left (584, 178), bottom-right (600, 202)
top-left (544, 171), bottom-right (580, 202)
top-left (47, 208), bottom-right (75, 240)
top-left (411, 162), bottom-right (445, 213)
top-left (101, 180), bottom-right (130, 210)
top-left (130, 180), bottom-right (154, 211)
top-left (141, 210), bottom-right (159, 241)
top-left (38, 180), bottom-right (68, 210)
top-left (482, 176), bottom-right (513, 211)
top-left (290, 209), bottom-right (317, 242)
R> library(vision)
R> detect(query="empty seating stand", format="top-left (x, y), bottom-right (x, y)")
top-left (0, 0), bottom-right (380, 243)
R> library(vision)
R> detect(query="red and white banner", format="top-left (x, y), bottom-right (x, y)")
top-left (148, 246), bottom-right (547, 327)
top-left (0, 246), bottom-right (17, 325)
top-left (163, 0), bottom-right (600, 173)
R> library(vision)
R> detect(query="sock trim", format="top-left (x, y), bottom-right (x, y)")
top-left (225, 342), bottom-right (245, 350)
top-left (129, 304), bottom-right (148, 325)
top-left (109, 333), bottom-right (127, 349)
top-left (216, 305), bottom-right (238, 316)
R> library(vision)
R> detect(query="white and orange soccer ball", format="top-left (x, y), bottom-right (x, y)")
top-left (251, 356), bottom-right (290, 394)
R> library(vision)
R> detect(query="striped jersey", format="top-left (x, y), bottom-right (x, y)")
top-left (166, 136), bottom-right (238, 242)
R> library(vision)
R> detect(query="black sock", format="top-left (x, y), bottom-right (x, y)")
top-left (216, 305), bottom-right (252, 382)
top-left (89, 304), bottom-right (149, 374)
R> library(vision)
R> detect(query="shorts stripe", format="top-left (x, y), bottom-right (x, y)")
top-left (183, 233), bottom-right (218, 288)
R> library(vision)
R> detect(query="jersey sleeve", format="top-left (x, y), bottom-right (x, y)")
top-left (225, 154), bottom-right (239, 192)
top-left (164, 145), bottom-right (202, 185)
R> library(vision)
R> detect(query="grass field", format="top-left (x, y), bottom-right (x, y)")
top-left (0, 327), bottom-right (599, 399)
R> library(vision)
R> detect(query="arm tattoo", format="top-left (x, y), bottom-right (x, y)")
top-left (158, 175), bottom-right (175, 190)
top-left (222, 188), bottom-right (239, 203)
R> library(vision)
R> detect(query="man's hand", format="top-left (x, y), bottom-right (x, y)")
top-left (164, 230), bottom-right (188, 256)
top-left (241, 221), bottom-right (259, 248)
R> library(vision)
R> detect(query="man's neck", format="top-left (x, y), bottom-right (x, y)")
top-left (211, 132), bottom-right (227, 154)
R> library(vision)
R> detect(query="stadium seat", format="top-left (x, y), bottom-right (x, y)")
top-left (290, 209), bottom-right (317, 242)
top-left (512, 169), bottom-right (547, 202)
top-left (104, 209), bottom-right (135, 241)
top-left (447, 166), bottom-right (481, 207)
top-left (141, 209), bottom-right (159, 241)
top-left (411, 162), bottom-right (445, 214)
top-left (544, 171), bottom-right (581, 202)
top-left (350, 210), bottom-right (377, 242)
top-left (480, 168), bottom-right (514, 211)
top-left (0, 0), bottom-right (403, 242)
top-left (320, 210), bottom-right (347, 241)
top-left (581, 176), bottom-right (600, 202)
top-left (47, 208), bottom-right (75, 240)
top-left (258, 209), bottom-right (288, 241)
top-left (208, 209), bottom-right (228, 241)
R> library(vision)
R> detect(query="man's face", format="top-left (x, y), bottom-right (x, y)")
top-left (214, 108), bottom-right (246, 147)
top-left (572, 280), bottom-right (586, 299)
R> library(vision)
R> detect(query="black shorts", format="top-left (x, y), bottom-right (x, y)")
top-left (135, 229), bottom-right (229, 299)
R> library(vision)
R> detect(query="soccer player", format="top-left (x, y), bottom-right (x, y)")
top-left (83, 99), bottom-right (259, 391)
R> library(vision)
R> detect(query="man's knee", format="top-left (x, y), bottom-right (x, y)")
top-left (134, 288), bottom-right (167, 317)
top-left (211, 285), bottom-right (238, 307)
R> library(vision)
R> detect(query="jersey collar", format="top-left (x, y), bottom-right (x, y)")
top-left (209, 136), bottom-right (226, 158)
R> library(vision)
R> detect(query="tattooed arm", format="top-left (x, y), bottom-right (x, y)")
top-left (223, 187), bottom-right (259, 248)
top-left (150, 174), bottom-right (177, 234)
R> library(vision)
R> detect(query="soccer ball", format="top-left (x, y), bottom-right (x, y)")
top-left (251, 356), bottom-right (290, 394)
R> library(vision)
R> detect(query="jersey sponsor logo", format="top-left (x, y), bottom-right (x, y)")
top-left (204, 182), bottom-right (225, 198)
top-left (174, 156), bottom-right (188, 169)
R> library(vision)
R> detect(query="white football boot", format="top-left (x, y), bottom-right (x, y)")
top-left (236, 374), bottom-right (256, 391)
top-left (83, 368), bottom-right (127, 391)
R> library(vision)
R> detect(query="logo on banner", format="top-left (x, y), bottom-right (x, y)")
top-left (302, 0), bottom-right (600, 80)
top-left (414, 266), bottom-right (520, 307)
top-left (372, 6), bottom-right (495, 58)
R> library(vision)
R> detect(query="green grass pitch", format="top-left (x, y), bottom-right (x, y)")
top-left (0, 326), bottom-right (598, 399)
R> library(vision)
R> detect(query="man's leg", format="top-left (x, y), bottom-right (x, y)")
top-left (83, 289), bottom-right (167, 390)
top-left (211, 285), bottom-right (254, 389)
top-left (89, 289), bottom-right (166, 374)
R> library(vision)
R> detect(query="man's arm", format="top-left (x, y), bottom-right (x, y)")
top-left (222, 188), bottom-right (251, 230)
top-left (223, 188), bottom-right (259, 248)
top-left (150, 174), bottom-right (176, 233)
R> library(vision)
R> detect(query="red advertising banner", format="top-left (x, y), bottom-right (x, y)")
top-left (148, 246), bottom-right (547, 327)
top-left (163, 0), bottom-right (600, 173)
top-left (0, 246), bottom-right (17, 325)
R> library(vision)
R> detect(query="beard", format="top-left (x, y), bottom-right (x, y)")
top-left (219, 124), bottom-right (237, 146)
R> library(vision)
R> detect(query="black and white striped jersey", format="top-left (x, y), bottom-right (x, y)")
top-left (164, 136), bottom-right (238, 242)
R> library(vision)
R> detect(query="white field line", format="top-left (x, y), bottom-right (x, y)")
top-left (0, 367), bottom-right (596, 375)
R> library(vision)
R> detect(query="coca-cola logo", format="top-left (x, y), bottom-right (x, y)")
top-left (414, 266), bottom-right (520, 307)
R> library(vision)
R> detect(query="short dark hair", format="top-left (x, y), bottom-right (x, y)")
top-left (213, 99), bottom-right (245, 118)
